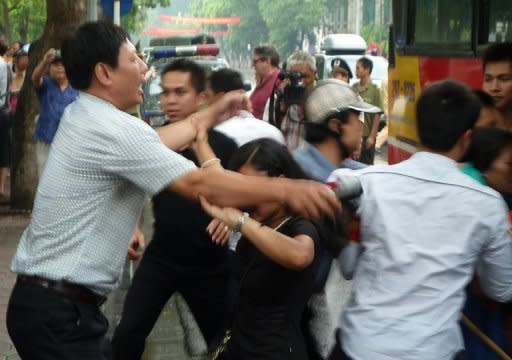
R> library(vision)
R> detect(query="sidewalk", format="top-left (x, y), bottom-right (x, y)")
top-left (0, 199), bottom-right (205, 360)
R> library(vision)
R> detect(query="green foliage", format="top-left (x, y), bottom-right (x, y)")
top-left (258, 0), bottom-right (327, 57)
top-left (191, 0), bottom-right (268, 55)
top-left (121, 0), bottom-right (171, 34)
top-left (0, 0), bottom-right (46, 43)
top-left (191, 0), bottom-right (328, 58)
top-left (361, 23), bottom-right (388, 55)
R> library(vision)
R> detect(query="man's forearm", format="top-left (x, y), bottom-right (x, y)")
top-left (369, 113), bottom-right (380, 139)
top-left (31, 60), bottom-right (49, 88)
top-left (156, 118), bottom-right (196, 150)
top-left (170, 168), bottom-right (286, 209)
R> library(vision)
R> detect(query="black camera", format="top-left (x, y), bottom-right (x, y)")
top-left (278, 70), bottom-right (306, 105)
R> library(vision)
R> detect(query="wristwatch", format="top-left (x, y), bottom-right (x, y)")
top-left (233, 212), bottom-right (249, 233)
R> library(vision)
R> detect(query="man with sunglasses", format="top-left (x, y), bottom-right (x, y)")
top-left (249, 44), bottom-right (280, 120)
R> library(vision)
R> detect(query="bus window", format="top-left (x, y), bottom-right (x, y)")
top-left (413, 0), bottom-right (472, 46)
top-left (488, 0), bottom-right (512, 43)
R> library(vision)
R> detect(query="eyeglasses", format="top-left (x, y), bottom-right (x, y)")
top-left (252, 58), bottom-right (265, 66)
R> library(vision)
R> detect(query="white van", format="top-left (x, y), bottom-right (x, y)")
top-left (320, 33), bottom-right (367, 55)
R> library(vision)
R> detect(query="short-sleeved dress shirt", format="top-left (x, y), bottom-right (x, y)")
top-left (11, 92), bottom-right (196, 295)
top-left (352, 81), bottom-right (382, 137)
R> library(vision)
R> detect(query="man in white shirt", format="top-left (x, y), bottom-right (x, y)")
top-left (328, 80), bottom-right (512, 360)
top-left (207, 68), bottom-right (285, 147)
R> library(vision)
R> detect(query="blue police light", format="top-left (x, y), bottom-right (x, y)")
top-left (152, 44), bottom-right (220, 59)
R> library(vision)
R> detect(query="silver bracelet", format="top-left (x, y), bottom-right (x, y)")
top-left (233, 212), bottom-right (249, 233)
top-left (201, 157), bottom-right (221, 168)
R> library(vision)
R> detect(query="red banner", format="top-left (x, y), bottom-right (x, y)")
top-left (140, 27), bottom-right (201, 37)
top-left (159, 15), bottom-right (241, 25)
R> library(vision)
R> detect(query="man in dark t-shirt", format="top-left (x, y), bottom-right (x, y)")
top-left (112, 59), bottom-right (237, 360)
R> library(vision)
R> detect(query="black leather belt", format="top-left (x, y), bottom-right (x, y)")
top-left (17, 275), bottom-right (106, 306)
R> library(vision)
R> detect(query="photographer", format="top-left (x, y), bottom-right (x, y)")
top-left (271, 50), bottom-right (317, 150)
top-left (32, 47), bottom-right (78, 174)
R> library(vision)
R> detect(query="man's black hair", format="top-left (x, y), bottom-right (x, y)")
top-left (357, 57), bottom-right (373, 74)
top-left (161, 58), bottom-right (206, 93)
top-left (482, 42), bottom-right (512, 70)
top-left (417, 80), bottom-right (481, 151)
top-left (464, 127), bottom-right (512, 173)
top-left (209, 68), bottom-right (244, 93)
top-left (62, 21), bottom-right (130, 90)
top-left (254, 44), bottom-right (280, 68)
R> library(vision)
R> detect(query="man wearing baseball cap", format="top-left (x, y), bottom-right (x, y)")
top-left (294, 79), bottom-right (380, 181)
top-left (293, 79), bottom-right (380, 358)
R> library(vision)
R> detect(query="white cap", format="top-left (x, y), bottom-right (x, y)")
top-left (305, 79), bottom-right (381, 124)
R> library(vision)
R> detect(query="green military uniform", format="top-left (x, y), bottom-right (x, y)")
top-left (352, 81), bottom-right (383, 164)
top-left (352, 82), bottom-right (382, 137)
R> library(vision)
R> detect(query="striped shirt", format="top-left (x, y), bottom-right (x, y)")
top-left (11, 92), bottom-right (196, 295)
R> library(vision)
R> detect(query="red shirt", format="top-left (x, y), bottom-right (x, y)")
top-left (249, 69), bottom-right (279, 120)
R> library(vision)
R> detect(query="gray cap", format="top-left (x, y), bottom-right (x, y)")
top-left (305, 79), bottom-right (381, 124)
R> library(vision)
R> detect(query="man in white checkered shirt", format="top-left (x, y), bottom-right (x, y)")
top-left (6, 22), bottom-right (340, 359)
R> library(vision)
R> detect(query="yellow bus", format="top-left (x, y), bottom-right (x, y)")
top-left (387, 0), bottom-right (511, 163)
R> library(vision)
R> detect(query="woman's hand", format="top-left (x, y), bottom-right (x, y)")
top-left (206, 218), bottom-right (232, 245)
top-left (200, 196), bottom-right (242, 229)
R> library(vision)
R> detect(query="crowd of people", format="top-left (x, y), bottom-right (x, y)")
top-left (2, 20), bottom-right (512, 360)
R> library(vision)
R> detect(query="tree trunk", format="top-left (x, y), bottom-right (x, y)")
top-left (19, 6), bottom-right (30, 43)
top-left (1, 0), bottom-right (12, 43)
top-left (11, 0), bottom-right (86, 210)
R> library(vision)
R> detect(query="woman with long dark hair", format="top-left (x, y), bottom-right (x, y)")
top-left (199, 138), bottom-right (341, 359)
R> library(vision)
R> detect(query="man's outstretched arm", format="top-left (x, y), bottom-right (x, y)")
top-left (169, 167), bottom-right (340, 221)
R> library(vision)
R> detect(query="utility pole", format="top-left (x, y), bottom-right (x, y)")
top-left (113, 0), bottom-right (121, 25)
top-left (87, 0), bottom-right (98, 21)
top-left (355, 0), bottom-right (361, 35)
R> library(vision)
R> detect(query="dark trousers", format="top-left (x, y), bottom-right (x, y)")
top-left (359, 136), bottom-right (376, 165)
top-left (111, 254), bottom-right (230, 360)
top-left (7, 280), bottom-right (110, 360)
top-left (0, 107), bottom-right (12, 167)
